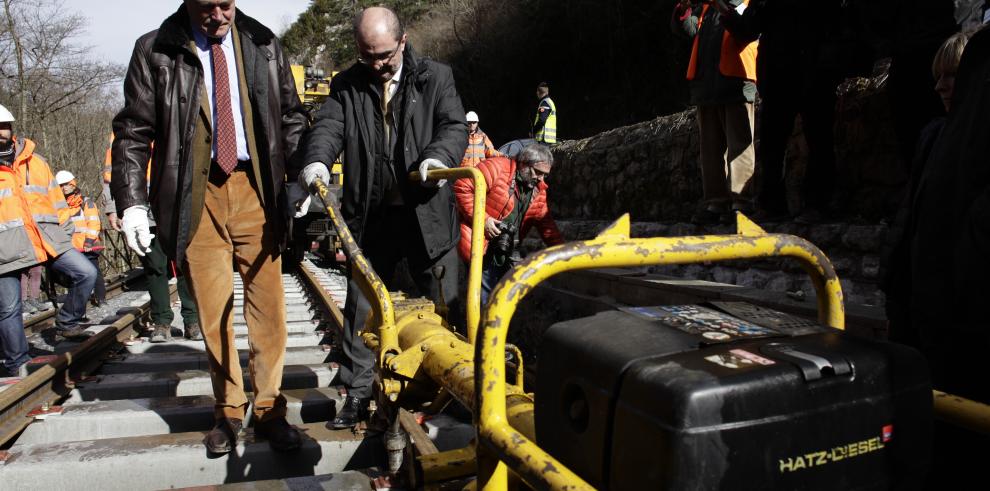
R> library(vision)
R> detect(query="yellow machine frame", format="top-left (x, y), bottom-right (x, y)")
top-left (309, 167), bottom-right (990, 490)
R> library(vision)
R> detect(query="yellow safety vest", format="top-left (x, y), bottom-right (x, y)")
top-left (534, 97), bottom-right (557, 144)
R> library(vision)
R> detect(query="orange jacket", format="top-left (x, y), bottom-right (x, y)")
top-left (460, 129), bottom-right (502, 168)
top-left (686, 3), bottom-right (758, 82)
top-left (59, 191), bottom-right (103, 252)
top-left (0, 137), bottom-right (73, 274)
top-left (453, 156), bottom-right (563, 262)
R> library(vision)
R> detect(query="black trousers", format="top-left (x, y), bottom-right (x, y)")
top-left (757, 65), bottom-right (840, 213)
top-left (339, 206), bottom-right (460, 399)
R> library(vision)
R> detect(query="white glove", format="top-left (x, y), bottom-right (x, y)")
top-left (299, 162), bottom-right (331, 193)
top-left (418, 158), bottom-right (448, 188)
top-left (287, 181), bottom-right (312, 219)
top-left (121, 205), bottom-right (154, 257)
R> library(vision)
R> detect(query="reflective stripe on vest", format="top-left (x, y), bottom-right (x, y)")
top-left (0, 218), bottom-right (25, 232)
top-left (0, 188), bottom-right (10, 199)
top-left (32, 213), bottom-right (59, 224)
top-left (685, 2), bottom-right (758, 82)
top-left (534, 97), bottom-right (557, 144)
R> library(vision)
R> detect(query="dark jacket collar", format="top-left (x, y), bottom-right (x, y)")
top-left (153, 6), bottom-right (274, 51)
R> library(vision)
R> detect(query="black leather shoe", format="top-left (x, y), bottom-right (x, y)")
top-left (204, 418), bottom-right (242, 454)
top-left (330, 396), bottom-right (367, 429)
top-left (254, 416), bottom-right (302, 452)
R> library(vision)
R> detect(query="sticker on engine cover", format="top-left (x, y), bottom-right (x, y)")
top-left (622, 305), bottom-right (780, 343)
top-left (704, 348), bottom-right (776, 369)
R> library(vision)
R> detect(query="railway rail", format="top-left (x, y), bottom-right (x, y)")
top-left (0, 259), bottom-right (423, 489)
top-left (1, 167), bottom-right (989, 489)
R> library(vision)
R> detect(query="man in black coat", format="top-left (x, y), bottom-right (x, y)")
top-left (298, 6), bottom-right (467, 428)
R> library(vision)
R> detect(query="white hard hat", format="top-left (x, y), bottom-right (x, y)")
top-left (0, 104), bottom-right (15, 123)
top-left (465, 111), bottom-right (479, 122)
top-left (56, 170), bottom-right (76, 185)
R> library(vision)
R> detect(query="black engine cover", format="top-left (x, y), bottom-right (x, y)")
top-left (535, 304), bottom-right (932, 490)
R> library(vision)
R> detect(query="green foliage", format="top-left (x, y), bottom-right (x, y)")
top-left (281, 0), bottom-right (442, 72)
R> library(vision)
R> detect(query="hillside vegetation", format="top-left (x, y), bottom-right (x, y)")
top-left (282, 0), bottom-right (688, 145)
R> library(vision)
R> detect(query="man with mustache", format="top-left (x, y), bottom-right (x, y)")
top-left (111, 0), bottom-right (308, 454)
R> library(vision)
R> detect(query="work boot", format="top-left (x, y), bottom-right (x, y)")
top-left (1, 363), bottom-right (28, 378)
top-left (184, 323), bottom-right (203, 341)
top-left (204, 418), bottom-right (242, 454)
top-left (149, 323), bottom-right (171, 343)
top-left (22, 299), bottom-right (39, 315)
top-left (691, 204), bottom-right (729, 226)
top-left (330, 396), bottom-right (367, 429)
top-left (58, 326), bottom-right (94, 340)
top-left (254, 416), bottom-right (302, 452)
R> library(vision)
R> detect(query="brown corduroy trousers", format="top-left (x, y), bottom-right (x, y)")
top-left (183, 168), bottom-right (287, 422)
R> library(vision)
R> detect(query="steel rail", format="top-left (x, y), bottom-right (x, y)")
top-left (23, 269), bottom-right (145, 335)
top-left (0, 292), bottom-right (155, 446)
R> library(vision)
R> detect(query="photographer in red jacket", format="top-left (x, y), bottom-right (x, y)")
top-left (454, 144), bottom-right (564, 305)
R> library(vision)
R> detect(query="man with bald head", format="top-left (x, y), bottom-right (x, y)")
top-left (112, 0), bottom-right (308, 453)
top-left (299, 6), bottom-right (467, 428)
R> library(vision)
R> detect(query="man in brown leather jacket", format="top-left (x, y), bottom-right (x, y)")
top-left (111, 0), bottom-right (308, 454)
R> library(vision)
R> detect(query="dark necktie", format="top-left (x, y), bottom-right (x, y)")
top-left (382, 79), bottom-right (394, 146)
top-left (210, 38), bottom-right (237, 175)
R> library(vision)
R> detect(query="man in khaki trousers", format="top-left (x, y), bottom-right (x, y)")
top-left (111, 0), bottom-right (308, 454)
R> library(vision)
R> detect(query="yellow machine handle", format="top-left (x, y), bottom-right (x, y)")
top-left (475, 213), bottom-right (845, 491)
top-left (409, 167), bottom-right (487, 344)
top-left (311, 178), bottom-right (399, 368)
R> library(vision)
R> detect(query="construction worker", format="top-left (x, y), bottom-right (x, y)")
top-left (460, 111), bottom-right (502, 167)
top-left (56, 170), bottom-right (106, 306)
top-left (531, 82), bottom-right (557, 145)
top-left (103, 135), bottom-right (201, 343)
top-left (673, 0), bottom-right (758, 224)
top-left (0, 103), bottom-right (98, 376)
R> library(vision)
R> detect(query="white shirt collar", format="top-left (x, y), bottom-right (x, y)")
top-left (191, 27), bottom-right (232, 51)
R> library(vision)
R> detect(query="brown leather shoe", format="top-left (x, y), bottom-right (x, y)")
top-left (204, 418), bottom-right (242, 454)
top-left (184, 322), bottom-right (203, 341)
top-left (254, 416), bottom-right (301, 452)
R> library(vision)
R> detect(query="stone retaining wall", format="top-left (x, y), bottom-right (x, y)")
top-left (534, 66), bottom-right (903, 308)
top-left (524, 218), bottom-right (887, 308)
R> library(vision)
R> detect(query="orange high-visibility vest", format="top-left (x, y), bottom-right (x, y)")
top-left (686, 2), bottom-right (758, 82)
top-left (60, 192), bottom-right (103, 252)
top-left (0, 137), bottom-right (73, 273)
top-left (460, 130), bottom-right (502, 168)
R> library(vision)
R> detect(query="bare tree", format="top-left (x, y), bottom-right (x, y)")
top-left (0, 0), bottom-right (131, 274)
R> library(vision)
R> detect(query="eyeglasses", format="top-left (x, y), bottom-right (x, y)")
top-left (357, 42), bottom-right (402, 66)
top-left (532, 166), bottom-right (551, 179)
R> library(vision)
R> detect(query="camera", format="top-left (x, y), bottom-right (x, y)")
top-left (490, 221), bottom-right (518, 259)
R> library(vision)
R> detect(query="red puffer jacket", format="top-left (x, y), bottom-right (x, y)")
top-left (453, 156), bottom-right (563, 262)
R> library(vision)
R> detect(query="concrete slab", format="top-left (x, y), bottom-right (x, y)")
top-left (191, 471), bottom-right (378, 490)
top-left (101, 346), bottom-right (332, 374)
top-left (1, 423), bottom-right (381, 490)
top-left (122, 333), bottom-right (326, 354)
top-left (16, 387), bottom-right (343, 444)
top-left (230, 320), bottom-right (320, 335)
top-left (67, 364), bottom-right (337, 402)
